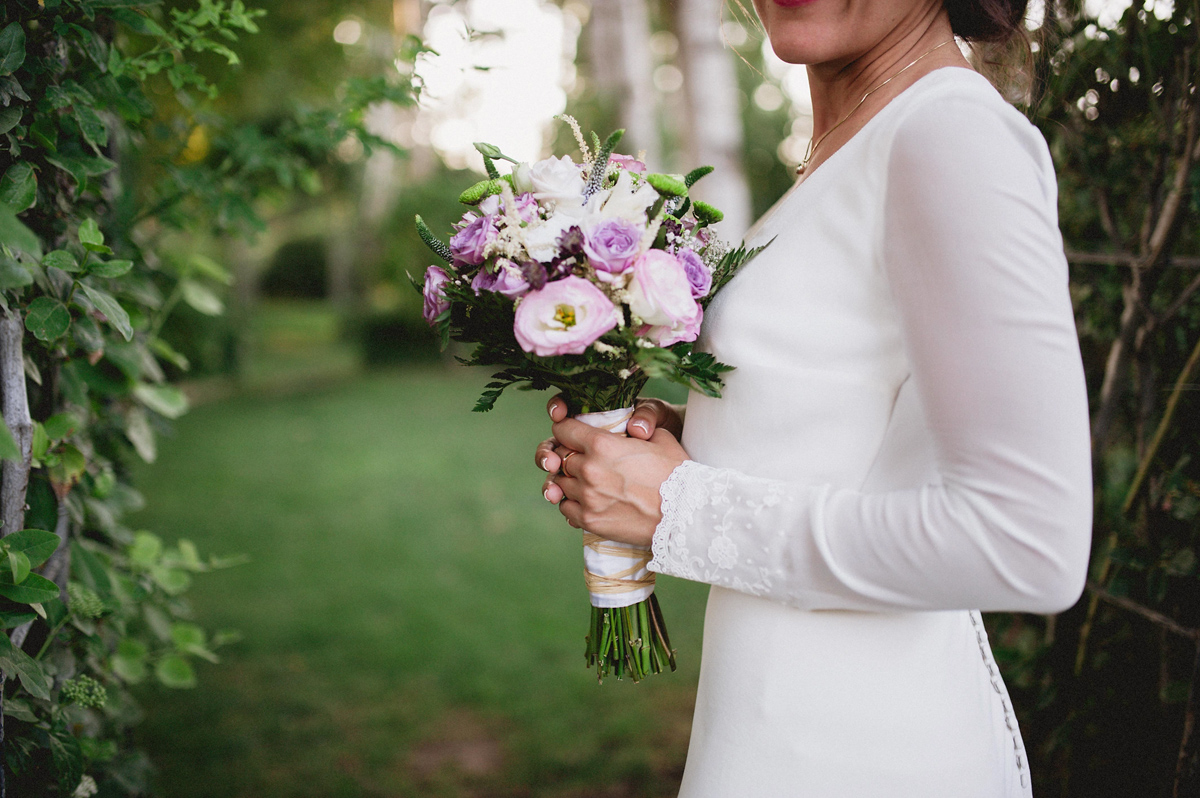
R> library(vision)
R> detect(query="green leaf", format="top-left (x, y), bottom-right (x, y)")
top-left (188, 254), bottom-right (232, 284)
top-left (0, 633), bottom-right (50, 699)
top-left (179, 279), bottom-right (224, 315)
top-left (42, 250), bottom-right (80, 273)
top-left (7, 550), bottom-right (29, 585)
top-left (0, 572), bottom-right (60, 604)
top-left (78, 283), bottom-right (132, 340)
top-left (25, 296), bottom-right (71, 341)
top-left (78, 218), bottom-right (108, 250)
top-left (0, 255), bottom-right (33, 289)
top-left (150, 337), bottom-right (190, 370)
top-left (112, 650), bottom-right (147, 684)
top-left (151, 564), bottom-right (190, 594)
top-left (90, 258), bottom-right (133, 278)
top-left (0, 421), bottom-right (19, 461)
top-left (45, 152), bottom-right (116, 196)
top-left (48, 723), bottom-right (84, 793)
top-left (0, 204), bottom-right (39, 257)
top-left (134, 384), bottom-right (189, 419)
top-left (125, 406), bottom-right (155, 462)
top-left (5, 529), bottom-right (60, 569)
top-left (2, 696), bottom-right (37, 721)
top-left (74, 104), bottom-right (108, 151)
top-left (0, 609), bottom-right (36, 630)
top-left (128, 530), bottom-right (162, 569)
top-left (0, 23), bottom-right (26, 77)
top-left (171, 622), bottom-right (205, 649)
top-left (0, 162), bottom-right (36, 212)
top-left (42, 412), bottom-right (79, 440)
top-left (30, 420), bottom-right (47, 461)
top-left (0, 106), bottom-right (21, 136)
top-left (155, 654), bottom-right (197, 688)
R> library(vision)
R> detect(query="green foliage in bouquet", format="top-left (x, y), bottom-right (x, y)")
top-left (0, 1), bottom-right (419, 793)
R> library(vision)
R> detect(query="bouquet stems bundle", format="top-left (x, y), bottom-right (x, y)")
top-left (414, 119), bottom-right (767, 681)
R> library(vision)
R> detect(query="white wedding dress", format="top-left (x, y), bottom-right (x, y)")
top-left (647, 67), bottom-right (1093, 797)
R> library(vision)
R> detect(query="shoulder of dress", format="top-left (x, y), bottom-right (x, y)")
top-left (878, 68), bottom-right (1054, 181)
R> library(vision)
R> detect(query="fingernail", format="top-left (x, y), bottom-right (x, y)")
top-left (543, 488), bottom-right (553, 502)
top-left (630, 420), bottom-right (648, 434)
top-left (540, 456), bottom-right (549, 471)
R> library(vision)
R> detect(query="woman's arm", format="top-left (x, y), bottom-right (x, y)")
top-left (647, 93), bottom-right (1093, 614)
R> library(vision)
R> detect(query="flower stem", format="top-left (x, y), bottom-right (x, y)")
top-left (584, 596), bottom-right (676, 683)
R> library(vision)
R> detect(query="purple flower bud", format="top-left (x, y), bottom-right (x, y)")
top-left (676, 248), bottom-right (712, 298)
top-left (450, 213), bottom-right (498, 266)
top-left (423, 266), bottom-right (451, 325)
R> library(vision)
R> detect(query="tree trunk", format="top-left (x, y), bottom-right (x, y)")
top-left (1, 313), bottom-right (32, 539)
top-left (676, 0), bottom-right (753, 240)
top-left (588, 0), bottom-right (661, 167)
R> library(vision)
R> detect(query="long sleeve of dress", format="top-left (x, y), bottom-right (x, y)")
top-left (647, 89), bottom-right (1094, 614)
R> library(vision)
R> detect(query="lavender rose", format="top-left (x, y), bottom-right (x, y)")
top-left (675, 248), bottom-right (712, 298)
top-left (422, 266), bottom-right (451, 326)
top-left (472, 259), bottom-right (534, 298)
top-left (479, 191), bottom-right (539, 223)
top-left (513, 276), bottom-right (619, 357)
top-left (450, 213), bottom-right (498, 266)
top-left (583, 217), bottom-right (643, 278)
top-left (626, 250), bottom-right (702, 346)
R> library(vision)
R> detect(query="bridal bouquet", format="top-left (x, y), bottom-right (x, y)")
top-left (414, 119), bottom-right (765, 682)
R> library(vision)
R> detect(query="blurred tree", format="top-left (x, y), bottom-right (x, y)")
top-left (674, 0), bottom-right (753, 238)
top-left (0, 0), bottom-right (418, 792)
top-left (975, 2), bottom-right (1200, 795)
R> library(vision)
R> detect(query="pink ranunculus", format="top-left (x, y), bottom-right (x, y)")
top-left (513, 276), bottom-right (619, 357)
top-left (423, 266), bottom-right (451, 325)
top-left (627, 250), bottom-right (702, 345)
top-left (450, 213), bottom-right (498, 266)
top-left (583, 217), bottom-right (642, 277)
top-left (609, 153), bottom-right (647, 174)
top-left (675, 248), bottom-right (712, 298)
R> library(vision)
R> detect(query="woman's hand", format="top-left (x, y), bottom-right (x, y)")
top-left (533, 396), bottom-right (689, 547)
top-left (533, 396), bottom-right (684, 473)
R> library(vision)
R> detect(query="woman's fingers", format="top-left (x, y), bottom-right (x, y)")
top-left (535, 438), bottom-right (560, 472)
top-left (628, 398), bottom-right (683, 440)
top-left (546, 394), bottom-right (568, 423)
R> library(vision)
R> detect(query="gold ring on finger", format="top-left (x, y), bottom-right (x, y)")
top-left (561, 451), bottom-right (579, 478)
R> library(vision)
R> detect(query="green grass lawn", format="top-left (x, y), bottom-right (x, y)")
top-left (131, 366), bottom-right (708, 797)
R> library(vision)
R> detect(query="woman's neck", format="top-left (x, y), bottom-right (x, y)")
top-left (801, 13), bottom-right (968, 175)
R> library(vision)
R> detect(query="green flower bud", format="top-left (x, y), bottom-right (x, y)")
top-left (458, 177), bottom-right (512, 206)
top-left (692, 201), bottom-right (724, 225)
top-left (61, 675), bottom-right (107, 709)
top-left (646, 173), bottom-right (688, 198)
top-left (68, 582), bottom-right (106, 619)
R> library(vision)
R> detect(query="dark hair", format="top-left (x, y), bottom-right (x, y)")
top-left (945, 0), bottom-right (1029, 43)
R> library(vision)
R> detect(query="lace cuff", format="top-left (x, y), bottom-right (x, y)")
top-left (647, 460), bottom-right (817, 605)
top-left (649, 460), bottom-right (710, 580)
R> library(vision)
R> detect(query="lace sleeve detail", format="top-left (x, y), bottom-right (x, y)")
top-left (649, 461), bottom-right (805, 603)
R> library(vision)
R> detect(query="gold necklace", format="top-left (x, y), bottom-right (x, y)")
top-left (796, 39), bottom-right (955, 175)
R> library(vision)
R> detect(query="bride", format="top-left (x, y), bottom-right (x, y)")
top-left (535, 0), bottom-right (1092, 792)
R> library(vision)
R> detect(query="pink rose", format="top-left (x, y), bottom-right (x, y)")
top-left (513, 276), bottom-right (619, 356)
top-left (609, 153), bottom-right (647, 174)
top-left (627, 250), bottom-right (702, 346)
top-left (422, 266), bottom-right (451, 326)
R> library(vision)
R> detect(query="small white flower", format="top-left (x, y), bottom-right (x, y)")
top-left (522, 213), bottom-right (578, 262)
top-left (73, 776), bottom-right (99, 798)
top-left (708, 534), bottom-right (739, 570)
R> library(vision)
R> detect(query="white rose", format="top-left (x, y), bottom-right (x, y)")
top-left (530, 155), bottom-right (586, 212)
top-left (522, 213), bottom-right (578, 262)
top-left (512, 162), bottom-right (534, 194)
